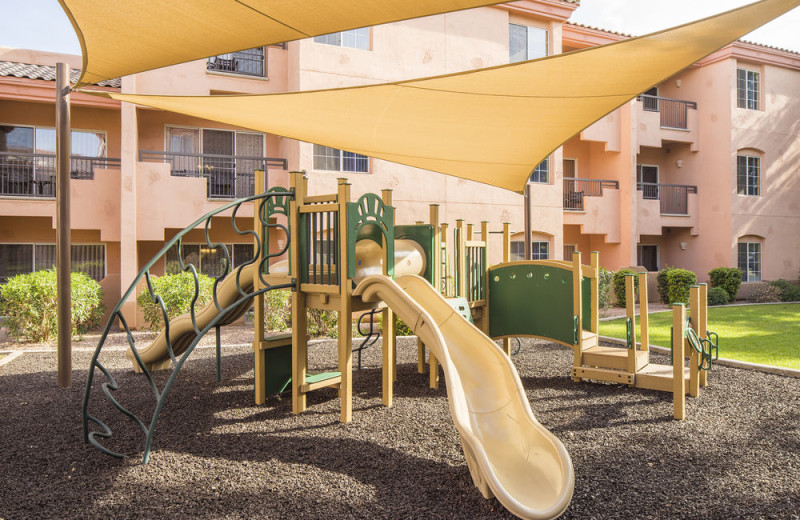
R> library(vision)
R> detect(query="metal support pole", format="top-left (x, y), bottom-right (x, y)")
top-left (523, 183), bottom-right (531, 260)
top-left (56, 62), bottom-right (72, 388)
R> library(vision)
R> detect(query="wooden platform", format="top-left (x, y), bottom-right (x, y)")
top-left (580, 330), bottom-right (598, 350)
top-left (635, 363), bottom-right (691, 393)
top-left (581, 345), bottom-right (648, 371)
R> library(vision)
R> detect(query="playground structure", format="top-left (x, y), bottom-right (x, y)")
top-left (82, 170), bottom-right (721, 519)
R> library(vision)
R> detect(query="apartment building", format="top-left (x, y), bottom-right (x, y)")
top-left (1, 0), bottom-right (798, 323)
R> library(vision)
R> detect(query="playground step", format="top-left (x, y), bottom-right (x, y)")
top-left (581, 346), bottom-right (648, 371)
top-left (572, 366), bottom-right (634, 385)
top-left (300, 371), bottom-right (342, 393)
top-left (634, 363), bottom-right (691, 393)
top-left (580, 331), bottom-right (598, 349)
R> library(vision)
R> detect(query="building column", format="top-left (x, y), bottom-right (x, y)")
top-left (118, 76), bottom-right (139, 326)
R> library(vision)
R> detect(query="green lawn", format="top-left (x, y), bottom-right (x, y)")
top-left (599, 303), bottom-right (800, 370)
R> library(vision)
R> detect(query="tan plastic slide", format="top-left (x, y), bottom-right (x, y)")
top-left (354, 274), bottom-right (574, 520)
top-left (127, 263), bottom-right (259, 372)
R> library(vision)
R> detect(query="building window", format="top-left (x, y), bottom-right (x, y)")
top-left (737, 68), bottom-right (760, 110)
top-left (738, 242), bottom-right (761, 282)
top-left (563, 244), bottom-right (577, 261)
top-left (737, 155), bottom-right (760, 196)
top-left (165, 243), bottom-right (255, 278)
top-left (0, 243), bottom-right (106, 282)
top-left (637, 245), bottom-right (659, 272)
top-left (509, 24), bottom-right (548, 63)
top-left (510, 241), bottom-right (549, 260)
top-left (0, 125), bottom-right (106, 157)
top-left (529, 158), bottom-right (549, 183)
top-left (313, 144), bottom-right (368, 173)
top-left (207, 47), bottom-right (266, 77)
top-left (314, 28), bottom-right (370, 50)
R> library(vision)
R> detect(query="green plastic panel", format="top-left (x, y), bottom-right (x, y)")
top-left (396, 224), bottom-right (435, 283)
top-left (446, 297), bottom-right (474, 324)
top-left (347, 193), bottom-right (394, 279)
top-left (582, 276), bottom-right (592, 332)
top-left (261, 343), bottom-right (292, 395)
top-left (488, 264), bottom-right (577, 345)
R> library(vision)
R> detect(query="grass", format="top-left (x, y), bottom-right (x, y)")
top-left (600, 303), bottom-right (800, 370)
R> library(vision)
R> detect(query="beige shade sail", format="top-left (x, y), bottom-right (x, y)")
top-left (95, 0), bottom-right (800, 194)
top-left (59, 0), bottom-right (505, 87)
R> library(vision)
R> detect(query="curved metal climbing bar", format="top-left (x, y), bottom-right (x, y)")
top-left (82, 190), bottom-right (294, 463)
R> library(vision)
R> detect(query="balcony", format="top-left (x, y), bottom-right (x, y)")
top-left (636, 95), bottom-right (699, 151)
top-left (139, 151), bottom-right (287, 199)
top-left (207, 47), bottom-right (267, 78)
top-left (637, 182), bottom-right (699, 238)
top-left (637, 182), bottom-right (697, 215)
top-left (563, 178), bottom-right (619, 211)
top-left (0, 152), bottom-right (121, 198)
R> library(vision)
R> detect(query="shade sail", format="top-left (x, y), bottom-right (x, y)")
top-left (95, 0), bottom-right (800, 194)
top-left (59, 0), bottom-right (506, 87)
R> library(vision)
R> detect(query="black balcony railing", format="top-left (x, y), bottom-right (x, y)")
top-left (139, 150), bottom-right (287, 199)
top-left (0, 152), bottom-right (120, 198)
top-left (207, 47), bottom-right (266, 77)
top-left (637, 182), bottom-right (698, 215)
top-left (637, 95), bottom-right (698, 130)
top-left (563, 178), bottom-right (619, 211)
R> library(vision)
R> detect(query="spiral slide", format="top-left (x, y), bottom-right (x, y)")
top-left (354, 274), bottom-right (574, 520)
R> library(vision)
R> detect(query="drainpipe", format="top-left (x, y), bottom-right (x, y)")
top-left (56, 63), bottom-right (72, 387)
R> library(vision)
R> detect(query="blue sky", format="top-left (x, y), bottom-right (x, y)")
top-left (1, 0), bottom-right (798, 57)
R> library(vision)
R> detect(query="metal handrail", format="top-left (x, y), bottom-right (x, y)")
top-left (562, 178), bottom-right (619, 211)
top-left (637, 182), bottom-right (698, 215)
top-left (207, 47), bottom-right (266, 77)
top-left (82, 190), bottom-right (294, 463)
top-left (0, 151), bottom-right (120, 197)
top-left (636, 94), bottom-right (698, 130)
top-left (139, 150), bottom-right (287, 199)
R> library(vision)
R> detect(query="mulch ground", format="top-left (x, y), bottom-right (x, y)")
top-left (1, 327), bottom-right (798, 519)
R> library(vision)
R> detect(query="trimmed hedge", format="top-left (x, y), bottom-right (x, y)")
top-left (656, 267), bottom-right (674, 304)
top-left (708, 267), bottom-right (742, 301)
top-left (0, 269), bottom-right (104, 342)
top-left (749, 283), bottom-right (782, 303)
top-left (769, 279), bottom-right (800, 302)
top-left (612, 269), bottom-right (638, 308)
top-left (707, 286), bottom-right (730, 306)
top-left (136, 272), bottom-right (215, 330)
top-left (666, 269), bottom-right (697, 304)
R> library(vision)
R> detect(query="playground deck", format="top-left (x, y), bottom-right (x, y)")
top-left (1, 333), bottom-right (798, 519)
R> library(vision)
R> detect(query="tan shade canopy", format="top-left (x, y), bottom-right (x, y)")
top-left (97, 0), bottom-right (800, 193)
top-left (59, 0), bottom-right (505, 87)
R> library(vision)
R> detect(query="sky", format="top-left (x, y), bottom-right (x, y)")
top-left (0, 0), bottom-right (798, 57)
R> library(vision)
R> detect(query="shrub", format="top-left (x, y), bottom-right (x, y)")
top-left (0, 269), bottom-right (104, 342)
top-left (748, 283), bottom-right (782, 303)
top-left (396, 316), bottom-right (414, 336)
top-left (656, 267), bottom-right (675, 304)
top-left (612, 269), bottom-right (638, 307)
top-left (707, 286), bottom-right (730, 306)
top-left (769, 279), bottom-right (800, 302)
top-left (264, 289), bottom-right (291, 332)
top-left (307, 309), bottom-right (338, 338)
top-left (598, 267), bottom-right (614, 310)
top-left (708, 267), bottom-right (743, 301)
top-left (136, 272), bottom-right (215, 330)
top-left (666, 269), bottom-right (697, 305)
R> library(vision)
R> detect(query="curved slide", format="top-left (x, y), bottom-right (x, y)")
top-left (127, 263), bottom-right (259, 372)
top-left (354, 274), bottom-right (574, 520)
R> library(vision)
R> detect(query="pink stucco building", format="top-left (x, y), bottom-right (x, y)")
top-left (1, 0), bottom-right (798, 321)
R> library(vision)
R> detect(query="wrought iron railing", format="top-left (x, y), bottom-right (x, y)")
top-left (207, 47), bottom-right (266, 77)
top-left (637, 94), bottom-right (698, 130)
top-left (637, 182), bottom-right (698, 215)
top-left (139, 150), bottom-right (287, 199)
top-left (82, 190), bottom-right (294, 463)
top-left (0, 152), bottom-right (120, 197)
top-left (563, 178), bottom-right (619, 211)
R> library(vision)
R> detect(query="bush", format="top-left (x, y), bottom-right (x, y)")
top-left (307, 309), bottom-right (338, 338)
top-left (748, 283), bottom-right (782, 303)
top-left (612, 269), bottom-right (638, 307)
top-left (707, 286), bottom-right (730, 306)
top-left (0, 269), bottom-right (104, 342)
top-left (598, 267), bottom-right (614, 310)
top-left (769, 279), bottom-right (800, 302)
top-left (396, 316), bottom-right (414, 336)
top-left (136, 272), bottom-right (215, 330)
top-left (708, 267), bottom-right (742, 301)
top-left (656, 267), bottom-right (675, 304)
top-left (666, 269), bottom-right (697, 304)
top-left (264, 289), bottom-right (291, 331)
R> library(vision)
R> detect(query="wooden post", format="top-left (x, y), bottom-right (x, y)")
top-left (337, 179), bottom-right (354, 422)
top-left (56, 62), bottom-right (72, 388)
top-left (253, 169), bottom-right (266, 405)
top-left (672, 303), bottom-right (686, 420)
top-left (480, 221), bottom-right (489, 335)
top-left (524, 184), bottom-right (531, 260)
top-left (440, 222), bottom-right (449, 296)
top-left (572, 251), bottom-right (583, 382)
top-left (501, 223), bottom-right (511, 356)
top-left (625, 274), bottom-right (637, 374)
top-left (456, 219), bottom-right (466, 298)
top-left (638, 272), bottom-right (649, 352)
top-left (290, 172), bottom-right (308, 414)
top-left (418, 205), bottom-right (440, 373)
top-left (688, 285), bottom-right (701, 398)
top-left (381, 190), bottom-right (397, 403)
top-left (698, 283), bottom-right (709, 387)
